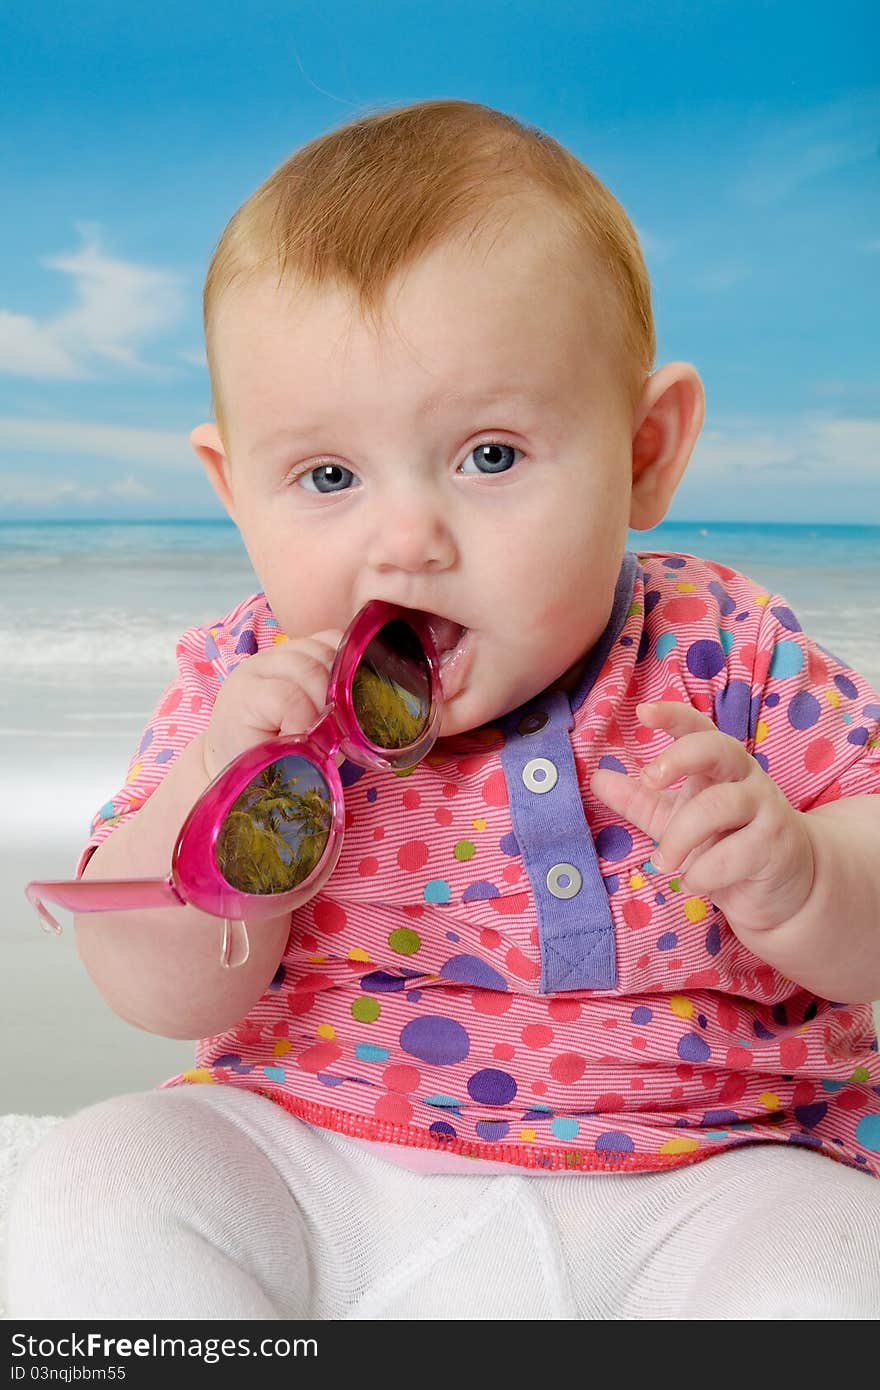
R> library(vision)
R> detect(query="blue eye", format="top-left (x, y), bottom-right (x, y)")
top-left (460, 442), bottom-right (519, 475)
top-left (296, 463), bottom-right (357, 494)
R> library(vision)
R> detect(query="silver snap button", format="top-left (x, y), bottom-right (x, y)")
top-left (522, 757), bottom-right (558, 794)
top-left (546, 862), bottom-right (582, 899)
top-left (517, 709), bottom-right (549, 736)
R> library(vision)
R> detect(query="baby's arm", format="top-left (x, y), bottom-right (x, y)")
top-left (76, 629), bottom-right (343, 1040)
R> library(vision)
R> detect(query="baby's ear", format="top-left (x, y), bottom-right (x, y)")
top-left (190, 423), bottom-right (236, 519)
top-left (628, 363), bottom-right (705, 530)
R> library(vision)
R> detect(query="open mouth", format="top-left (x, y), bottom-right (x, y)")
top-left (418, 612), bottom-right (469, 664)
top-left (413, 612), bottom-right (473, 701)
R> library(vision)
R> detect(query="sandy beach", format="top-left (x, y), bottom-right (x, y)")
top-left (2, 520), bottom-right (879, 1116)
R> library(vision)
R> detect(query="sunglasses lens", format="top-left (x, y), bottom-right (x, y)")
top-left (216, 755), bottom-right (333, 894)
top-left (353, 618), bottom-right (432, 749)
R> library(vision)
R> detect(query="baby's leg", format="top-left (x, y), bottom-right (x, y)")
top-left (7, 1085), bottom-right (570, 1320)
top-left (16, 1086), bottom-right (874, 1319)
top-left (8, 1084), bottom-right (548, 1320)
top-left (541, 1143), bottom-right (880, 1319)
top-left (6, 1086), bottom-right (313, 1319)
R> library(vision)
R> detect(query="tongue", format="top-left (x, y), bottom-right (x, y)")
top-left (422, 614), bottom-right (465, 654)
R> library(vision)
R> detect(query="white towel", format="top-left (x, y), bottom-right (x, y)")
top-left (0, 1114), bottom-right (61, 1320)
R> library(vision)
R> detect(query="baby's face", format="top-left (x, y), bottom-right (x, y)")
top-left (202, 212), bottom-right (638, 740)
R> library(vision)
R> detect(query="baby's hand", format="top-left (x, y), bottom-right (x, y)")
top-left (589, 702), bottom-right (816, 937)
top-left (202, 630), bottom-right (345, 782)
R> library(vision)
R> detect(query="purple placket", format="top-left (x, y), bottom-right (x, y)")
top-left (499, 552), bottom-right (638, 993)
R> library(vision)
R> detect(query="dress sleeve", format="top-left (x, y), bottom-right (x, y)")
top-left (74, 622), bottom-right (225, 876)
top-left (746, 592), bottom-right (880, 810)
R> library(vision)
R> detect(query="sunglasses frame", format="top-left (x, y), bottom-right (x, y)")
top-left (24, 600), bottom-right (444, 965)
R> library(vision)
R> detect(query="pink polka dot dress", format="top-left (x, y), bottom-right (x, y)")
top-left (78, 551), bottom-right (880, 1175)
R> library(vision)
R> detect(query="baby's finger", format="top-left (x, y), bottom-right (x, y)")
top-left (637, 702), bottom-right (717, 736)
top-left (309, 629), bottom-right (346, 653)
top-left (643, 729), bottom-right (753, 790)
top-left (653, 779), bottom-right (757, 873)
top-left (589, 767), bottom-right (671, 842)
top-left (276, 632), bottom-right (345, 667)
top-left (236, 669), bottom-right (325, 741)
top-left (674, 819), bottom-right (771, 898)
top-left (250, 636), bottom-right (342, 680)
top-left (233, 644), bottom-right (334, 724)
top-left (281, 670), bottom-right (335, 734)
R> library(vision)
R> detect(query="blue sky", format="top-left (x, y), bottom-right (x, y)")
top-left (1, 1), bottom-right (877, 522)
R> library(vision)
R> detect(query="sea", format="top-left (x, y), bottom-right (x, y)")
top-left (2, 518), bottom-right (878, 743)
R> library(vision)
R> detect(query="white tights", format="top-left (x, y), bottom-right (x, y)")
top-left (7, 1083), bottom-right (880, 1319)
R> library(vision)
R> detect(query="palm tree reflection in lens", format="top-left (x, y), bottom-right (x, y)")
top-left (215, 622), bottom-right (429, 896)
top-left (215, 756), bottom-right (332, 895)
top-left (353, 619), bottom-right (430, 749)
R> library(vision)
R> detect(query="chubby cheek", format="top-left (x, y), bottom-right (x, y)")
top-left (494, 540), bottom-right (619, 687)
top-left (498, 558), bottom-right (583, 647)
top-left (244, 539), bottom-right (343, 637)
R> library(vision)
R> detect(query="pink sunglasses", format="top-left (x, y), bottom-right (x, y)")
top-left (25, 600), bottom-right (445, 970)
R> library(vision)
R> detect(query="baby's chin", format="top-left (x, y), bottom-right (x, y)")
top-left (432, 653), bottom-right (591, 748)
top-left (435, 699), bottom-right (491, 744)
top-left (432, 685), bottom-right (517, 749)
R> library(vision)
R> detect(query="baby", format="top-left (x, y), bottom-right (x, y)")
top-left (9, 98), bottom-right (880, 1320)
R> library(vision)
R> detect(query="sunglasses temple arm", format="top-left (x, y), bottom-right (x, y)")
top-left (25, 878), bottom-right (250, 972)
top-left (24, 877), bottom-right (184, 935)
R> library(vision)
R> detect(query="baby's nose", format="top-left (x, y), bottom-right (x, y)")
top-left (366, 497), bottom-right (456, 573)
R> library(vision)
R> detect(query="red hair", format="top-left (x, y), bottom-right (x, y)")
top-left (203, 98), bottom-right (655, 444)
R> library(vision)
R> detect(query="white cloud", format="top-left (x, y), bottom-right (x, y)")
top-left (690, 262), bottom-right (752, 293)
top-left (693, 413), bottom-right (880, 483)
top-left (0, 473), bottom-right (153, 508)
top-left (179, 348), bottom-right (208, 367)
top-left (679, 414), bottom-right (880, 522)
top-left (808, 379), bottom-right (880, 408)
top-left (108, 476), bottom-right (152, 499)
top-left (0, 311), bottom-right (79, 377)
top-left (0, 416), bottom-right (189, 467)
top-left (735, 90), bottom-right (880, 205)
top-left (0, 474), bottom-right (99, 507)
top-left (634, 226), bottom-right (677, 264)
top-left (0, 223), bottom-right (185, 380)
